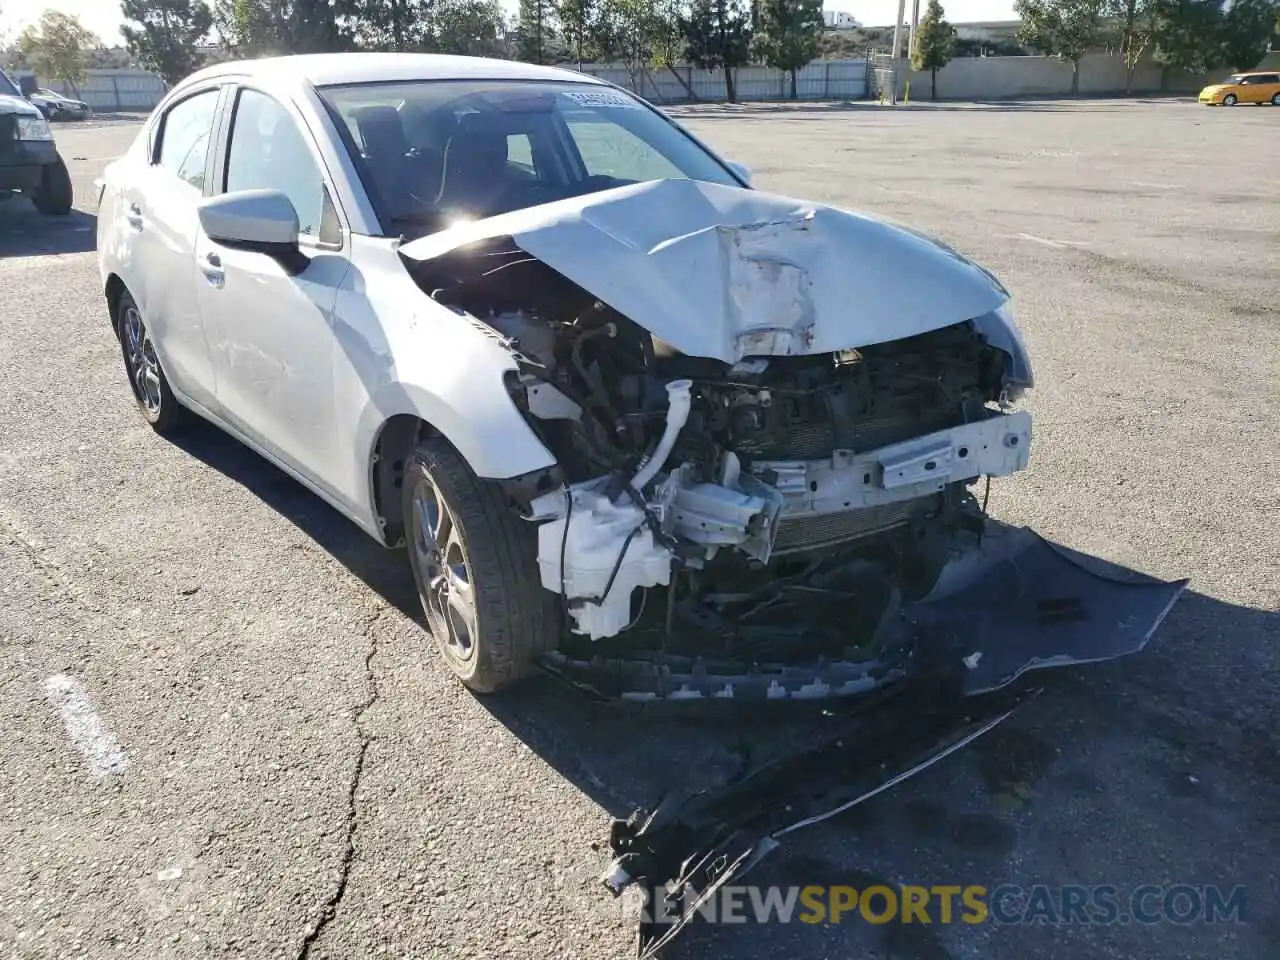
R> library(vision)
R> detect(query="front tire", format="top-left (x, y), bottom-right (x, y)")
top-left (403, 434), bottom-right (559, 693)
top-left (32, 157), bottom-right (73, 215)
top-left (1222, 93), bottom-right (1237, 106)
top-left (116, 290), bottom-right (188, 433)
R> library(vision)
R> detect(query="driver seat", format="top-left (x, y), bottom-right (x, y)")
top-left (434, 120), bottom-right (511, 218)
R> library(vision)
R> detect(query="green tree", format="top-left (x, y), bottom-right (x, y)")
top-left (120, 0), bottom-right (214, 86)
top-left (754, 0), bottom-right (823, 98)
top-left (1015, 0), bottom-right (1107, 94)
top-left (212, 0), bottom-right (347, 54)
top-left (1217, 0), bottom-right (1277, 69)
top-left (557, 0), bottom-right (595, 65)
top-left (651, 0), bottom-right (698, 98)
top-left (17, 10), bottom-right (99, 95)
top-left (1106, 0), bottom-right (1156, 92)
top-left (516, 0), bottom-right (557, 62)
top-left (346, 0), bottom-right (435, 50)
top-left (910, 0), bottom-right (956, 99)
top-left (1150, 0), bottom-right (1224, 76)
top-left (431, 0), bottom-right (506, 55)
top-left (681, 0), bottom-right (752, 101)
top-left (293, 0), bottom-right (347, 51)
top-left (591, 0), bottom-right (661, 95)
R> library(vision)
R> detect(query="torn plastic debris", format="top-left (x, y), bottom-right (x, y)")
top-left (603, 684), bottom-right (1033, 959)
top-left (541, 524), bottom-right (1188, 706)
top-left (903, 524), bottom-right (1189, 696)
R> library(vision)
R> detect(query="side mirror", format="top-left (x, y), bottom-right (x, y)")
top-left (198, 189), bottom-right (307, 272)
top-left (726, 160), bottom-right (753, 186)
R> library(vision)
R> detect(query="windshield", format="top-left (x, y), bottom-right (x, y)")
top-left (1225, 75), bottom-right (1246, 84)
top-left (0, 68), bottom-right (20, 98)
top-left (317, 79), bottom-right (741, 236)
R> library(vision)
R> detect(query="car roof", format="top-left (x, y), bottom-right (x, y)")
top-left (180, 53), bottom-right (607, 93)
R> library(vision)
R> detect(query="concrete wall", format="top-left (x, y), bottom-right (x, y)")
top-left (899, 53), bottom-right (1208, 100)
top-left (25, 61), bottom-right (869, 109)
top-left (18, 52), bottom-right (1223, 115)
top-left (14, 69), bottom-right (168, 112)
top-left (575, 59), bottom-right (869, 103)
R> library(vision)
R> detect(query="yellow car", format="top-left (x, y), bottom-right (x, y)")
top-left (1198, 71), bottom-right (1280, 106)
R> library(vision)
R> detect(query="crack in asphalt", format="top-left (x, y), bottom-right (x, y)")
top-left (296, 604), bottom-right (387, 960)
top-left (0, 504), bottom-right (81, 599)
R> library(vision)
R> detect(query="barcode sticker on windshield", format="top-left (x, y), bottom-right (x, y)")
top-left (562, 89), bottom-right (642, 109)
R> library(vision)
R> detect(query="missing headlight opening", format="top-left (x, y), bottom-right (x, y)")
top-left (404, 228), bottom-right (1039, 699)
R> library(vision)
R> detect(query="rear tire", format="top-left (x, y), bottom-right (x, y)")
top-left (115, 290), bottom-right (188, 434)
top-left (403, 434), bottom-right (559, 693)
top-left (1272, 93), bottom-right (1280, 106)
top-left (32, 157), bottom-right (73, 216)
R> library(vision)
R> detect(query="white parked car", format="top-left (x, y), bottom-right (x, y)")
top-left (98, 53), bottom-right (1052, 698)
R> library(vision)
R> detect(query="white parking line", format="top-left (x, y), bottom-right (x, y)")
top-left (997, 232), bottom-right (1089, 249)
top-left (44, 674), bottom-right (130, 778)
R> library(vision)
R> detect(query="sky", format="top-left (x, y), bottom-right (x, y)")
top-left (1, 0), bottom-right (1019, 47)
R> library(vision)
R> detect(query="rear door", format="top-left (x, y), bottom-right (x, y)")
top-left (195, 84), bottom-right (350, 488)
top-left (120, 85), bottom-right (226, 410)
top-left (1241, 74), bottom-right (1274, 103)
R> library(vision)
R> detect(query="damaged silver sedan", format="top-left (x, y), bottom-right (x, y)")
top-left (97, 53), bottom-right (1185, 708)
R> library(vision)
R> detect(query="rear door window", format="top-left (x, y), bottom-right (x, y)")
top-left (156, 89), bottom-right (221, 192)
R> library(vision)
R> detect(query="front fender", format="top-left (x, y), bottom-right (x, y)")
top-left (357, 378), bottom-right (557, 484)
top-left (973, 303), bottom-right (1034, 390)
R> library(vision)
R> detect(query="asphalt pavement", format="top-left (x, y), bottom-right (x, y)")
top-left (1, 99), bottom-right (1276, 960)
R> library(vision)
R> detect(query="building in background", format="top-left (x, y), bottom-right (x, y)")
top-left (823, 10), bottom-right (863, 29)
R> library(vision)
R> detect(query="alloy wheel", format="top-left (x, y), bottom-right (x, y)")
top-left (121, 305), bottom-right (162, 416)
top-left (410, 472), bottom-right (478, 664)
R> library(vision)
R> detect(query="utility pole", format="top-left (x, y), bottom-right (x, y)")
top-left (890, 0), bottom-right (907, 104)
top-left (908, 0), bottom-right (921, 61)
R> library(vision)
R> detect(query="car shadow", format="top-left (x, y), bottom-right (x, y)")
top-left (164, 415), bottom-right (1278, 956)
top-left (0, 205), bottom-right (97, 257)
top-left (164, 420), bottom-right (423, 619)
top-left (164, 414), bottom-right (868, 805)
top-left (163, 415), bottom-right (1277, 807)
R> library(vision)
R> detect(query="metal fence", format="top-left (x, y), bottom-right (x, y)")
top-left (576, 59), bottom-right (870, 103)
top-left (14, 69), bottom-right (168, 112)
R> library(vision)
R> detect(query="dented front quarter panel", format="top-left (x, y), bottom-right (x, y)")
top-left (400, 179), bottom-right (1012, 362)
top-left (329, 235), bottom-right (557, 534)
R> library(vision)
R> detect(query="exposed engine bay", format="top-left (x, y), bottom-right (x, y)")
top-left (396, 178), bottom-right (1191, 959)
top-left (396, 178), bottom-right (1183, 708)
top-left (406, 234), bottom-right (1036, 690)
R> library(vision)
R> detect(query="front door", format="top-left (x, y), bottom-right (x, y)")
top-left (195, 85), bottom-right (350, 487)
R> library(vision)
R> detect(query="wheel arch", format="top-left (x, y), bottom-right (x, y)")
top-left (104, 273), bottom-right (127, 334)
top-left (362, 383), bottom-right (558, 547)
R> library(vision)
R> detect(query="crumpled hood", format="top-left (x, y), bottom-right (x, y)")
top-left (400, 178), bottom-right (1009, 363)
top-left (0, 93), bottom-right (41, 118)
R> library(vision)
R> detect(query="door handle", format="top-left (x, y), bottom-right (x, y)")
top-left (125, 203), bottom-right (144, 229)
top-left (200, 251), bottom-right (225, 288)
